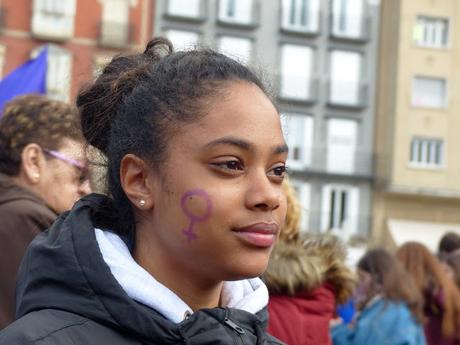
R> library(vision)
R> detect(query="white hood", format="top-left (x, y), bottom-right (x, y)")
top-left (95, 228), bottom-right (269, 324)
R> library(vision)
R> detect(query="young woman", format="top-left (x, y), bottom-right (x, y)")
top-left (0, 38), bottom-right (288, 344)
top-left (397, 242), bottom-right (460, 345)
top-left (331, 249), bottom-right (426, 345)
top-left (0, 95), bottom-right (90, 329)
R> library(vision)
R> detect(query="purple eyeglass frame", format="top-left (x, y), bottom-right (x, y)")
top-left (43, 149), bottom-right (86, 170)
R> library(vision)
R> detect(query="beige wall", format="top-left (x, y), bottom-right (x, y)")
top-left (373, 0), bottom-right (460, 244)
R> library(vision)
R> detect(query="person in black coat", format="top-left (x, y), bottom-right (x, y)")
top-left (0, 37), bottom-right (288, 344)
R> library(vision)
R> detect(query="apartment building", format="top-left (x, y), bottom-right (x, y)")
top-left (0, 0), bottom-right (153, 102)
top-left (154, 0), bottom-right (381, 238)
top-left (374, 0), bottom-right (460, 251)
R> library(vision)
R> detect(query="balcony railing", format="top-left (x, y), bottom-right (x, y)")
top-left (288, 145), bottom-right (375, 179)
top-left (98, 20), bottom-right (133, 49)
top-left (216, 0), bottom-right (260, 29)
top-left (279, 9), bottom-right (322, 36)
top-left (277, 76), bottom-right (319, 105)
top-left (329, 12), bottom-right (372, 43)
top-left (164, 0), bottom-right (208, 22)
top-left (326, 80), bottom-right (369, 109)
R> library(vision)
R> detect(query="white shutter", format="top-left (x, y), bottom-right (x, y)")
top-left (327, 119), bottom-right (357, 174)
top-left (280, 45), bottom-right (312, 100)
top-left (330, 50), bottom-right (362, 105)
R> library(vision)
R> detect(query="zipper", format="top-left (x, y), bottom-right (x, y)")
top-left (224, 309), bottom-right (246, 345)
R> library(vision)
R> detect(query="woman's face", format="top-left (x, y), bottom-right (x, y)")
top-left (355, 268), bottom-right (374, 307)
top-left (143, 81), bottom-right (288, 282)
top-left (38, 138), bottom-right (91, 213)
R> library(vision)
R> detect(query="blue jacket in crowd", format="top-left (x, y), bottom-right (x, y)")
top-left (331, 297), bottom-right (426, 345)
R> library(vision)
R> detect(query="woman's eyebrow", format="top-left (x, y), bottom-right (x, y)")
top-left (204, 136), bottom-right (288, 154)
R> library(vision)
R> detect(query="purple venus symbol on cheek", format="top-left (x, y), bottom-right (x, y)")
top-left (180, 189), bottom-right (212, 243)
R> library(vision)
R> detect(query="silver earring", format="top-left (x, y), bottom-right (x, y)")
top-left (139, 199), bottom-right (146, 207)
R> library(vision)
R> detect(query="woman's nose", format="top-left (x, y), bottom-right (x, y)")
top-left (245, 173), bottom-right (281, 212)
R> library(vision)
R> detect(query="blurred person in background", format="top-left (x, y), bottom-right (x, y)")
top-left (0, 94), bottom-right (90, 329)
top-left (438, 232), bottom-right (460, 258)
top-left (264, 180), bottom-right (355, 345)
top-left (332, 248), bottom-right (426, 345)
top-left (397, 242), bottom-right (460, 345)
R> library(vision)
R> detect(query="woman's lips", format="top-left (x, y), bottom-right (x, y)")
top-left (232, 223), bottom-right (279, 248)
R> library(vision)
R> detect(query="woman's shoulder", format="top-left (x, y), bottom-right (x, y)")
top-left (0, 309), bottom-right (138, 345)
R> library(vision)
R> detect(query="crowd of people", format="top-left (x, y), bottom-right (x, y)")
top-left (0, 38), bottom-right (460, 344)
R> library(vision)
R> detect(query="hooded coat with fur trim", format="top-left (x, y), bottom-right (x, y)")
top-left (263, 235), bottom-right (355, 345)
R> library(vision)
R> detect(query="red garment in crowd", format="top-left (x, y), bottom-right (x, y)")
top-left (268, 283), bottom-right (336, 345)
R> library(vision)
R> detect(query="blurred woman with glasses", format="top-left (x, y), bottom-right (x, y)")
top-left (0, 94), bottom-right (91, 329)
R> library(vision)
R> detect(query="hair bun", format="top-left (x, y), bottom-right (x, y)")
top-left (143, 37), bottom-right (173, 60)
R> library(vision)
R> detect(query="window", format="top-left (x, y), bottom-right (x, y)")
top-left (167, 0), bottom-right (202, 18)
top-left (280, 45), bottom-right (313, 100)
top-left (218, 0), bottom-right (253, 25)
top-left (281, 0), bottom-right (320, 33)
top-left (321, 184), bottom-right (359, 235)
top-left (326, 119), bottom-right (357, 174)
top-left (100, 0), bottom-right (131, 48)
top-left (33, 46), bottom-right (72, 102)
top-left (412, 77), bottom-right (447, 108)
top-left (165, 30), bottom-right (199, 51)
top-left (93, 54), bottom-right (113, 78)
top-left (414, 16), bottom-right (449, 48)
top-left (410, 137), bottom-right (444, 167)
top-left (329, 50), bottom-right (362, 106)
top-left (331, 0), bottom-right (364, 39)
top-left (281, 113), bottom-right (314, 169)
top-left (291, 180), bottom-right (311, 231)
top-left (31, 0), bottom-right (76, 40)
top-left (218, 36), bottom-right (252, 64)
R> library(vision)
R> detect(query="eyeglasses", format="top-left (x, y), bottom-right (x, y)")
top-left (43, 148), bottom-right (88, 184)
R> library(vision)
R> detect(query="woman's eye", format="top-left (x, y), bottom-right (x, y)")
top-left (213, 160), bottom-right (244, 171)
top-left (269, 165), bottom-right (287, 178)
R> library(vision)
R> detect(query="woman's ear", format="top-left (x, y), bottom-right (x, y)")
top-left (20, 143), bottom-right (45, 184)
top-left (120, 154), bottom-right (156, 210)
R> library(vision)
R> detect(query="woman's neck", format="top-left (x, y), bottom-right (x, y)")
top-left (133, 231), bottom-right (223, 312)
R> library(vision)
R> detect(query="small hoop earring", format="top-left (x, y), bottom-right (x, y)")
top-left (139, 199), bottom-right (146, 207)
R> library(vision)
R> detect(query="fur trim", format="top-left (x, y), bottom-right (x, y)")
top-left (263, 234), bottom-right (356, 305)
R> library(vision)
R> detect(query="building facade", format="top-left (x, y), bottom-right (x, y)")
top-left (154, 0), bottom-right (381, 238)
top-left (0, 0), bottom-right (153, 102)
top-left (374, 0), bottom-right (460, 251)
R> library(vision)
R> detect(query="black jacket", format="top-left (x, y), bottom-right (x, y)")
top-left (0, 194), bottom-right (284, 345)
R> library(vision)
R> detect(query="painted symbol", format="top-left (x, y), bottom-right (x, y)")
top-left (180, 189), bottom-right (212, 243)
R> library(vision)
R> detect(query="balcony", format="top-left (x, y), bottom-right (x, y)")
top-left (98, 20), bottom-right (133, 49)
top-left (164, 0), bottom-right (208, 23)
top-left (288, 145), bottom-right (375, 179)
top-left (329, 12), bottom-right (372, 43)
top-left (277, 76), bottom-right (319, 105)
top-left (279, 9), bottom-right (322, 37)
top-left (326, 80), bottom-right (369, 110)
top-left (216, 0), bottom-right (260, 29)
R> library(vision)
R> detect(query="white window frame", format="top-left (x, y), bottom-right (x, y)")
top-left (166, 0), bottom-right (202, 18)
top-left (32, 45), bottom-right (72, 102)
top-left (281, 113), bottom-right (314, 170)
top-left (413, 16), bottom-right (449, 48)
top-left (291, 179), bottom-right (311, 232)
top-left (411, 76), bottom-right (447, 109)
top-left (280, 44), bottom-right (313, 101)
top-left (326, 118), bottom-right (358, 174)
top-left (99, 0), bottom-right (132, 48)
top-left (218, 36), bottom-right (252, 65)
top-left (165, 30), bottom-right (200, 51)
top-left (321, 184), bottom-right (359, 238)
top-left (329, 50), bottom-right (363, 106)
top-left (31, 0), bottom-right (76, 40)
top-left (280, 0), bottom-right (320, 33)
top-left (218, 0), bottom-right (254, 25)
top-left (409, 137), bottom-right (444, 169)
top-left (0, 45), bottom-right (5, 79)
top-left (331, 0), bottom-right (365, 39)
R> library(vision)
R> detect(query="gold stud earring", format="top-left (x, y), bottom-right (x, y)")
top-left (139, 199), bottom-right (146, 207)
